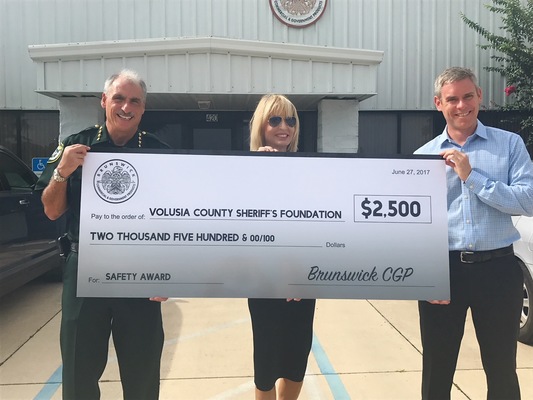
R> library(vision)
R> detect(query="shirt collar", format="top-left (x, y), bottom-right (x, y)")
top-left (436, 119), bottom-right (487, 148)
top-left (91, 124), bottom-right (141, 148)
top-left (91, 124), bottom-right (109, 146)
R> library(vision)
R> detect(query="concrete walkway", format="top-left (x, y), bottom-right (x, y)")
top-left (1, 280), bottom-right (532, 399)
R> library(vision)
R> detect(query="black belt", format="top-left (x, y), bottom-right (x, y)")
top-left (452, 245), bottom-right (514, 264)
top-left (70, 242), bottom-right (79, 253)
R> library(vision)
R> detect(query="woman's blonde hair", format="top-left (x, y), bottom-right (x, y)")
top-left (249, 94), bottom-right (300, 152)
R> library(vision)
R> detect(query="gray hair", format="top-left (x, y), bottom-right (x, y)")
top-left (103, 69), bottom-right (147, 102)
top-left (434, 67), bottom-right (479, 98)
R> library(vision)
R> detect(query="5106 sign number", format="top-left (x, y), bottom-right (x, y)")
top-left (353, 195), bottom-right (432, 223)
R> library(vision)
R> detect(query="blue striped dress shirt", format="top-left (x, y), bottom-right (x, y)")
top-left (415, 120), bottom-right (533, 251)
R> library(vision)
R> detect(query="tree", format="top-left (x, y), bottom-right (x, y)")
top-left (461, 0), bottom-right (533, 150)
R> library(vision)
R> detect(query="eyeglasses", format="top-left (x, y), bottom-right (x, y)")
top-left (268, 116), bottom-right (297, 128)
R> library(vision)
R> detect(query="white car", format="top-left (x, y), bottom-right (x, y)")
top-left (514, 215), bottom-right (533, 345)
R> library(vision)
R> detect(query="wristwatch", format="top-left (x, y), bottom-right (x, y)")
top-left (52, 168), bottom-right (67, 183)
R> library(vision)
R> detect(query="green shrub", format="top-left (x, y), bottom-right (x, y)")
top-left (462, 0), bottom-right (533, 151)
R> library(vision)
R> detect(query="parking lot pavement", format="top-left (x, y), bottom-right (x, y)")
top-left (1, 281), bottom-right (532, 399)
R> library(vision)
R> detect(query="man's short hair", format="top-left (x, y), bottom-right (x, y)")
top-left (434, 67), bottom-right (479, 98)
top-left (103, 69), bottom-right (147, 102)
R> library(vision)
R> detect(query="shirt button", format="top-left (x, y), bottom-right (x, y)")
top-left (468, 244), bottom-right (473, 249)
top-left (466, 220), bottom-right (471, 224)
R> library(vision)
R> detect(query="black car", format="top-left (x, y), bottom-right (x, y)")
top-left (0, 146), bottom-right (62, 297)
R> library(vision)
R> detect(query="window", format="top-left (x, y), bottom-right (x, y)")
top-left (0, 152), bottom-right (35, 190)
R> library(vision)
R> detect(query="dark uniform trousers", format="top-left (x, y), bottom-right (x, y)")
top-left (61, 252), bottom-right (164, 400)
top-left (418, 252), bottom-right (523, 400)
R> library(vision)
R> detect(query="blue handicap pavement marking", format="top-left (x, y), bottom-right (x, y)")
top-left (34, 365), bottom-right (61, 400)
top-left (312, 333), bottom-right (351, 399)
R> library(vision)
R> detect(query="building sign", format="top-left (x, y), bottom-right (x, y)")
top-left (206, 113), bottom-right (219, 122)
top-left (269, 0), bottom-right (328, 28)
top-left (32, 157), bottom-right (48, 177)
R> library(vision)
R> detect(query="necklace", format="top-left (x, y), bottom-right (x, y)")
top-left (95, 125), bottom-right (143, 148)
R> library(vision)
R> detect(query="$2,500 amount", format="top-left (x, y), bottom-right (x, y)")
top-left (353, 195), bottom-right (432, 223)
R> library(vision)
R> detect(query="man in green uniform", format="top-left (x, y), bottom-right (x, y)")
top-left (36, 69), bottom-right (169, 400)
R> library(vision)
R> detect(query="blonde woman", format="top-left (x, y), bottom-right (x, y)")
top-left (248, 94), bottom-right (316, 400)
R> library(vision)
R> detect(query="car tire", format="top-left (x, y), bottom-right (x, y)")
top-left (518, 259), bottom-right (533, 345)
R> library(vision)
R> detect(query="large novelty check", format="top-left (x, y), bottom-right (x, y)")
top-left (77, 151), bottom-right (450, 300)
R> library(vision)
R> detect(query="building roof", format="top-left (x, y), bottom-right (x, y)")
top-left (28, 37), bottom-right (384, 111)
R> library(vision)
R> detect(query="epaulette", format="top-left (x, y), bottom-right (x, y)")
top-left (140, 131), bottom-right (170, 147)
top-left (49, 126), bottom-right (99, 163)
top-left (65, 125), bottom-right (100, 139)
top-left (81, 124), bottom-right (100, 133)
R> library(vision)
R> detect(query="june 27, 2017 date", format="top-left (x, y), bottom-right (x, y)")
top-left (392, 168), bottom-right (430, 175)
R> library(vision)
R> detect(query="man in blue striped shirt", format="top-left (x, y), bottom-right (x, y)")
top-left (415, 67), bottom-right (533, 400)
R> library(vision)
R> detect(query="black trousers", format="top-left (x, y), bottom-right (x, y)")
top-left (61, 252), bottom-right (164, 400)
top-left (418, 251), bottom-right (523, 400)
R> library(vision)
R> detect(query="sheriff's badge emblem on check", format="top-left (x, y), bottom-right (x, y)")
top-left (94, 159), bottom-right (139, 203)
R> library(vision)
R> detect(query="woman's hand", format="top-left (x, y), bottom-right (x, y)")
top-left (257, 146), bottom-right (278, 152)
top-left (149, 297), bottom-right (168, 302)
top-left (427, 300), bottom-right (450, 305)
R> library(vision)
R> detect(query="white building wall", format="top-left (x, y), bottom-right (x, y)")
top-left (0, 0), bottom-right (511, 111)
top-left (317, 100), bottom-right (359, 153)
top-left (59, 98), bottom-right (103, 141)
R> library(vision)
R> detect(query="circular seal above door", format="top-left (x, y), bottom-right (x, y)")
top-left (269, 0), bottom-right (328, 28)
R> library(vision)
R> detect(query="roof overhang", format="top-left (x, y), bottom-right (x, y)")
top-left (28, 37), bottom-right (384, 111)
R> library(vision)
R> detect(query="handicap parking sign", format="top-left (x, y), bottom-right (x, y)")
top-left (32, 157), bottom-right (48, 177)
